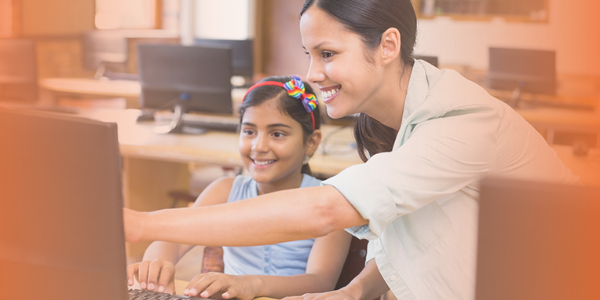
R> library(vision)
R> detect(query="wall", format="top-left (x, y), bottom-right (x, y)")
top-left (20, 0), bottom-right (95, 37)
top-left (0, 0), bottom-right (12, 37)
top-left (415, 0), bottom-right (600, 76)
top-left (260, 0), bottom-right (308, 78)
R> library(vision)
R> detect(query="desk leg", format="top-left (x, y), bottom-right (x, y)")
top-left (122, 157), bottom-right (190, 263)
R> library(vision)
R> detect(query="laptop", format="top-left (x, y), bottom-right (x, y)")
top-left (0, 107), bottom-right (191, 300)
top-left (476, 177), bottom-right (600, 300)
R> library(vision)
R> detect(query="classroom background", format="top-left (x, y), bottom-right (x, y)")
top-left (1, 0), bottom-right (599, 297)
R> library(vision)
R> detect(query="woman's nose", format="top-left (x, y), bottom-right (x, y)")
top-left (306, 60), bottom-right (326, 84)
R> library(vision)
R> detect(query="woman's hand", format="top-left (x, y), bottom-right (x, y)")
top-left (184, 273), bottom-right (262, 300)
top-left (282, 289), bottom-right (358, 300)
top-left (127, 258), bottom-right (176, 295)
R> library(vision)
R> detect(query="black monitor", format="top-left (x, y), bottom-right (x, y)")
top-left (82, 30), bottom-right (130, 80)
top-left (137, 43), bottom-right (233, 134)
top-left (0, 39), bottom-right (38, 103)
top-left (414, 54), bottom-right (439, 67)
top-left (194, 38), bottom-right (253, 86)
top-left (487, 47), bottom-right (556, 107)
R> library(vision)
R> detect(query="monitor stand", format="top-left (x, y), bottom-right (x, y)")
top-left (509, 82), bottom-right (524, 108)
top-left (153, 103), bottom-right (207, 135)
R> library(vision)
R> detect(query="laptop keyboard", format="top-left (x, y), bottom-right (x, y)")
top-left (129, 289), bottom-right (191, 300)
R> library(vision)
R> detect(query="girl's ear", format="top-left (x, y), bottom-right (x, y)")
top-left (304, 129), bottom-right (322, 157)
top-left (379, 27), bottom-right (401, 66)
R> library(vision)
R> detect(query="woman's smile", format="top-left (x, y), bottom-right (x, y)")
top-left (320, 85), bottom-right (341, 103)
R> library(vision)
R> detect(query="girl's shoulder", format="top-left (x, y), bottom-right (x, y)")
top-left (300, 173), bottom-right (322, 188)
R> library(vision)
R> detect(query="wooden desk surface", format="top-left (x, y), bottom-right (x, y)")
top-left (39, 78), bottom-right (141, 98)
top-left (80, 108), bottom-right (363, 177)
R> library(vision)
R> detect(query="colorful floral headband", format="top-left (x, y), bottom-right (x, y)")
top-left (242, 75), bottom-right (318, 130)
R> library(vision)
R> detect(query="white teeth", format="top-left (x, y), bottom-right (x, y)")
top-left (253, 160), bottom-right (275, 166)
top-left (321, 88), bottom-right (339, 99)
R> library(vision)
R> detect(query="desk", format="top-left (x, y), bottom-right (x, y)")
top-left (37, 78), bottom-right (248, 110)
top-left (38, 78), bottom-right (141, 108)
top-left (514, 106), bottom-right (600, 147)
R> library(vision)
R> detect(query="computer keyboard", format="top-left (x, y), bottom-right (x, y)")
top-left (129, 289), bottom-right (191, 300)
top-left (182, 113), bottom-right (239, 133)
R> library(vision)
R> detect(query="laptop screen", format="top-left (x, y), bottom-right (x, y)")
top-left (476, 177), bottom-right (600, 300)
top-left (0, 108), bottom-right (128, 300)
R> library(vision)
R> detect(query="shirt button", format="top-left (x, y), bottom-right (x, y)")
top-left (390, 275), bottom-right (397, 281)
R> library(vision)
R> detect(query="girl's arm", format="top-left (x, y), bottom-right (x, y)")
top-left (127, 177), bottom-right (234, 294)
top-left (183, 230), bottom-right (353, 299)
top-left (125, 185), bottom-right (368, 246)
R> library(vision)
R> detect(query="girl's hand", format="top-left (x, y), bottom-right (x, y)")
top-left (127, 258), bottom-right (176, 295)
top-left (282, 289), bottom-right (358, 300)
top-left (184, 273), bottom-right (261, 300)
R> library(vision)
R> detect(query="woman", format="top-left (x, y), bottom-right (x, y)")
top-left (125, 0), bottom-right (579, 299)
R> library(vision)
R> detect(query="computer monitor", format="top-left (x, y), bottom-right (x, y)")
top-left (82, 30), bottom-right (129, 79)
top-left (476, 177), bottom-right (600, 300)
top-left (0, 38), bottom-right (38, 103)
top-left (0, 107), bottom-right (128, 300)
top-left (487, 47), bottom-right (556, 106)
top-left (137, 43), bottom-right (233, 134)
top-left (194, 38), bottom-right (253, 86)
top-left (414, 54), bottom-right (439, 67)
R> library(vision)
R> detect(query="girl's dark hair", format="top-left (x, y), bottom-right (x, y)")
top-left (300, 0), bottom-right (417, 162)
top-left (239, 75), bottom-right (321, 174)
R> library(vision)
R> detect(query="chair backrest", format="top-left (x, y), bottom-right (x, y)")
top-left (335, 236), bottom-right (368, 289)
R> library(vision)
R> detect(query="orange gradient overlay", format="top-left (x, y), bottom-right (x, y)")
top-left (0, 0), bottom-right (599, 298)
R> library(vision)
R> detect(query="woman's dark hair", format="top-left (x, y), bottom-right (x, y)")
top-left (300, 0), bottom-right (417, 162)
top-left (239, 75), bottom-right (321, 174)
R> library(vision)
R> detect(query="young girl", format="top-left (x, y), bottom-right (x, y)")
top-left (127, 75), bottom-right (351, 299)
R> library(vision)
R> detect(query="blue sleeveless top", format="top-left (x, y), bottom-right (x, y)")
top-left (223, 174), bottom-right (321, 276)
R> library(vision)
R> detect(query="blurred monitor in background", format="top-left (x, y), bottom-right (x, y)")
top-left (137, 43), bottom-right (233, 134)
top-left (414, 54), bottom-right (439, 67)
top-left (82, 30), bottom-right (130, 80)
top-left (0, 39), bottom-right (38, 103)
top-left (194, 38), bottom-right (254, 87)
top-left (487, 47), bottom-right (556, 107)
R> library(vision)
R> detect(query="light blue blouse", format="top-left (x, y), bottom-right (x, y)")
top-left (323, 60), bottom-right (580, 299)
top-left (223, 174), bottom-right (321, 276)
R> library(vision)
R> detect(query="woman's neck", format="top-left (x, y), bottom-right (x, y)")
top-left (364, 64), bottom-right (412, 131)
top-left (255, 171), bottom-right (305, 196)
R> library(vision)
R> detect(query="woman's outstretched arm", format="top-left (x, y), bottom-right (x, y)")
top-left (124, 185), bottom-right (367, 246)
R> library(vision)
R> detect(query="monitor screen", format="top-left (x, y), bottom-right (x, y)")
top-left (414, 54), bottom-right (439, 67)
top-left (81, 30), bottom-right (129, 74)
top-left (0, 38), bottom-right (37, 103)
top-left (487, 47), bottom-right (556, 95)
top-left (137, 43), bottom-right (233, 115)
top-left (194, 38), bottom-right (253, 78)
